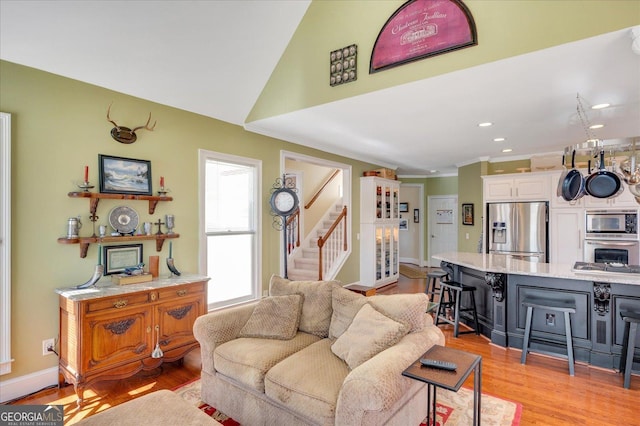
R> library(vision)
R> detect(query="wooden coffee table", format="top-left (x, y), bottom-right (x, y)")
top-left (402, 345), bottom-right (482, 426)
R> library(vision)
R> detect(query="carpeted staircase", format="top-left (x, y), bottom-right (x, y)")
top-left (287, 203), bottom-right (344, 281)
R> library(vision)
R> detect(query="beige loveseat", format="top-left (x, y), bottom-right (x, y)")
top-left (193, 276), bottom-right (445, 426)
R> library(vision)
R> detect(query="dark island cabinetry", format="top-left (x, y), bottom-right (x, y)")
top-left (436, 254), bottom-right (639, 371)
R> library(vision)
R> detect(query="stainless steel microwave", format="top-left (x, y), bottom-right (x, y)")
top-left (585, 210), bottom-right (638, 239)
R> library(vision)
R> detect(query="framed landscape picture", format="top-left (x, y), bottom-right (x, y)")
top-left (99, 154), bottom-right (152, 195)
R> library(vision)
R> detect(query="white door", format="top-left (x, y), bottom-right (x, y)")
top-left (428, 196), bottom-right (458, 267)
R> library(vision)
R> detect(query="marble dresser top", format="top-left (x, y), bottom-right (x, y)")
top-left (432, 252), bottom-right (640, 286)
top-left (56, 274), bottom-right (210, 301)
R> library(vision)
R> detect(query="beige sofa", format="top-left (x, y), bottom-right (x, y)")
top-left (193, 276), bottom-right (445, 426)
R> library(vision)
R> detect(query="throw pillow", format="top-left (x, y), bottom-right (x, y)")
top-left (331, 303), bottom-right (409, 369)
top-left (328, 286), bottom-right (367, 339)
top-left (269, 275), bottom-right (340, 337)
top-left (369, 292), bottom-right (429, 333)
top-left (238, 294), bottom-right (304, 340)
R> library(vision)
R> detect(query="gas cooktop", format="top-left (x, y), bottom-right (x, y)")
top-left (573, 262), bottom-right (640, 274)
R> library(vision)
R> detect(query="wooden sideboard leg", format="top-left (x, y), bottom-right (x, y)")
top-left (57, 370), bottom-right (65, 388)
top-left (75, 384), bottom-right (85, 408)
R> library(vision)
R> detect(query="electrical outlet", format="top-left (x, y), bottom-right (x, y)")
top-left (42, 338), bottom-right (55, 356)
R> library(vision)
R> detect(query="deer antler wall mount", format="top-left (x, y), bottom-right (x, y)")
top-left (106, 103), bottom-right (157, 144)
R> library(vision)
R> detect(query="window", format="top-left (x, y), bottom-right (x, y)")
top-left (199, 150), bottom-right (261, 310)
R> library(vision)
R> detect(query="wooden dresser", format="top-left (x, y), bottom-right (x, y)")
top-left (56, 274), bottom-right (209, 405)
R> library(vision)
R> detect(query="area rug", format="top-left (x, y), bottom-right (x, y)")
top-left (174, 379), bottom-right (521, 425)
top-left (399, 263), bottom-right (428, 279)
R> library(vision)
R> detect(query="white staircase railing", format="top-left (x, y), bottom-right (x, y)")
top-left (317, 206), bottom-right (347, 280)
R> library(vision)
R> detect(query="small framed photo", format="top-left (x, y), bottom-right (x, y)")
top-left (103, 244), bottom-right (143, 275)
top-left (99, 154), bottom-right (152, 195)
top-left (413, 208), bottom-right (419, 223)
top-left (399, 218), bottom-right (408, 230)
top-left (399, 202), bottom-right (409, 213)
top-left (462, 203), bottom-right (474, 226)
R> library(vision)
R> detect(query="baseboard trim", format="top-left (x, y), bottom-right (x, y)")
top-left (399, 257), bottom-right (420, 266)
top-left (0, 367), bottom-right (58, 403)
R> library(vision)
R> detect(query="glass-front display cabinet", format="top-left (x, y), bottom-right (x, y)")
top-left (360, 177), bottom-right (400, 287)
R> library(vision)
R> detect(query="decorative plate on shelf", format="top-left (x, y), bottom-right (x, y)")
top-left (108, 206), bottom-right (139, 235)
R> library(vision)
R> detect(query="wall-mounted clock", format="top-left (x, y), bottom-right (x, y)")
top-left (270, 187), bottom-right (299, 217)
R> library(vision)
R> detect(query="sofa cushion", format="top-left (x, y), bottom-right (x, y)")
top-left (238, 294), bottom-right (303, 340)
top-left (214, 332), bottom-right (321, 392)
top-left (269, 275), bottom-right (340, 337)
top-left (331, 303), bottom-right (410, 369)
top-left (265, 339), bottom-right (349, 424)
top-left (328, 286), bottom-right (367, 339)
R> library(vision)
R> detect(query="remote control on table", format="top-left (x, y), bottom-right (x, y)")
top-left (420, 358), bottom-right (457, 371)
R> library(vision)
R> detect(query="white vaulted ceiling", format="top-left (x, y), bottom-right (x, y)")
top-left (1, 1), bottom-right (639, 175)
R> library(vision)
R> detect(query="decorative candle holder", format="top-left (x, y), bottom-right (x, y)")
top-left (77, 181), bottom-right (95, 192)
top-left (157, 186), bottom-right (169, 197)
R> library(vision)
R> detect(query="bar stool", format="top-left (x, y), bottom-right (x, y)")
top-left (619, 311), bottom-right (640, 389)
top-left (435, 280), bottom-right (480, 338)
top-left (520, 297), bottom-right (576, 376)
top-left (425, 269), bottom-right (448, 301)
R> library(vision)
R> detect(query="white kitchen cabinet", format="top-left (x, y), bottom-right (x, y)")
top-left (483, 174), bottom-right (550, 202)
top-left (360, 177), bottom-right (399, 287)
top-left (549, 209), bottom-right (584, 264)
top-left (583, 185), bottom-right (639, 208)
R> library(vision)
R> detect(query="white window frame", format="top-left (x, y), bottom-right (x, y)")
top-left (198, 149), bottom-right (261, 310)
top-left (1, 112), bottom-right (12, 375)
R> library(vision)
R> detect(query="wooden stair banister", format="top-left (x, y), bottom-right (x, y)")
top-left (304, 169), bottom-right (340, 210)
top-left (316, 206), bottom-right (348, 280)
top-left (286, 208), bottom-right (300, 254)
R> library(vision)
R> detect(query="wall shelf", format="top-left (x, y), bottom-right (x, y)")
top-left (60, 192), bottom-right (177, 257)
top-left (67, 191), bottom-right (173, 215)
top-left (58, 233), bottom-right (180, 258)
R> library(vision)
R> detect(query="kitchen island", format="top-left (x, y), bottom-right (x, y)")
top-left (432, 252), bottom-right (639, 370)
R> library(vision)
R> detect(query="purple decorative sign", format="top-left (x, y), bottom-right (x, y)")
top-left (370, 0), bottom-right (477, 73)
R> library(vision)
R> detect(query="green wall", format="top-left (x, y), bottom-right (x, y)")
top-left (458, 162), bottom-right (486, 252)
top-left (249, 0), bottom-right (639, 122)
top-left (487, 159), bottom-right (531, 175)
top-left (0, 60), bottom-right (379, 381)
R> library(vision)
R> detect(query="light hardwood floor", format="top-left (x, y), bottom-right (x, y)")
top-left (7, 271), bottom-right (640, 425)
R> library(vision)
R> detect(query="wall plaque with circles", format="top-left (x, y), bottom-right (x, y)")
top-left (108, 205), bottom-right (139, 235)
top-left (330, 44), bottom-right (357, 87)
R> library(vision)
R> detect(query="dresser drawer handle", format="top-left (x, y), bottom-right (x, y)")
top-left (177, 290), bottom-right (187, 297)
top-left (113, 300), bottom-right (128, 309)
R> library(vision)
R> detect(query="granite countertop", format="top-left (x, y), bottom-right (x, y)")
top-left (432, 252), bottom-right (640, 286)
top-left (56, 274), bottom-right (210, 301)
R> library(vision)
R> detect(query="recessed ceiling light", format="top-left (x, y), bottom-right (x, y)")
top-left (493, 137), bottom-right (505, 142)
top-left (589, 124), bottom-right (605, 129)
top-left (591, 103), bottom-right (610, 110)
top-left (502, 148), bottom-right (512, 153)
top-left (478, 122), bottom-right (493, 127)
top-left (430, 170), bottom-right (438, 173)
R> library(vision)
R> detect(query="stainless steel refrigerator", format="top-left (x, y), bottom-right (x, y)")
top-left (487, 201), bottom-right (549, 262)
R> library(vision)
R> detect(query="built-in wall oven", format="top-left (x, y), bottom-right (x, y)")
top-left (584, 209), bottom-right (640, 265)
